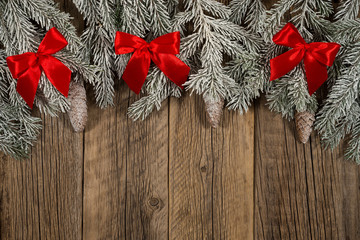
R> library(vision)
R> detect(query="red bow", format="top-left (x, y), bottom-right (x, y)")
top-left (6, 28), bottom-right (71, 108)
top-left (270, 23), bottom-right (340, 95)
top-left (115, 31), bottom-right (190, 94)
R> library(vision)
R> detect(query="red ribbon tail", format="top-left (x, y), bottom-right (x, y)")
top-left (16, 65), bottom-right (42, 108)
top-left (40, 55), bottom-right (72, 97)
top-left (122, 49), bottom-right (151, 94)
top-left (270, 48), bottom-right (305, 81)
top-left (304, 53), bottom-right (328, 96)
top-left (151, 53), bottom-right (190, 88)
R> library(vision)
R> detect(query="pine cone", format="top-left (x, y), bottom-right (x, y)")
top-left (295, 111), bottom-right (315, 144)
top-left (203, 95), bottom-right (224, 128)
top-left (67, 81), bottom-right (88, 132)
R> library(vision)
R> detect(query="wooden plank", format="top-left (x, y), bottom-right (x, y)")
top-left (83, 82), bottom-right (169, 240)
top-left (212, 107), bottom-right (254, 239)
top-left (82, 89), bottom-right (127, 240)
top-left (169, 92), bottom-right (254, 240)
top-left (168, 1), bottom-right (254, 238)
top-left (0, 114), bottom-right (84, 240)
top-left (0, 1), bottom-right (84, 239)
top-left (254, 96), bottom-right (360, 239)
top-left (124, 93), bottom-right (169, 240)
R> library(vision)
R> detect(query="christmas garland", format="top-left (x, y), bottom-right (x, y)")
top-left (1, 0), bottom-right (360, 163)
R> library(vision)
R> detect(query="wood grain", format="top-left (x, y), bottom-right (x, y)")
top-left (254, 96), bottom-right (360, 240)
top-left (83, 83), bottom-right (169, 240)
top-left (255, 1), bottom-right (360, 240)
top-left (0, 113), bottom-right (84, 240)
top-left (168, 93), bottom-right (254, 240)
top-left (168, 1), bottom-right (254, 238)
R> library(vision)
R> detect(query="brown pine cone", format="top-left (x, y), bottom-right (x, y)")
top-left (295, 111), bottom-right (315, 144)
top-left (67, 81), bottom-right (88, 132)
top-left (203, 95), bottom-right (224, 129)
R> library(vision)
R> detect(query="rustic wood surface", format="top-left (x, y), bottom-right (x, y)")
top-left (1, 0), bottom-right (359, 239)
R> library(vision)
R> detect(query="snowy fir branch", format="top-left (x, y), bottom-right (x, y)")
top-left (225, 0), bottom-right (269, 114)
top-left (264, 0), bottom-right (334, 119)
top-left (315, 1), bottom-right (360, 162)
top-left (1, 0), bottom-right (98, 115)
top-left (335, 0), bottom-right (360, 20)
top-left (116, 0), bottom-right (182, 121)
top-left (0, 0), bottom-right (98, 158)
top-left (174, 0), bottom-right (260, 110)
top-left (0, 49), bottom-right (41, 159)
top-left (75, 0), bottom-right (181, 120)
top-left (73, 0), bottom-right (116, 108)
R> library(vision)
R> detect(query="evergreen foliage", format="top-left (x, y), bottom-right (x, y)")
top-left (0, 0), bottom-right (98, 158)
top-left (315, 0), bottom-right (360, 162)
top-left (122, 0), bottom-right (182, 121)
top-left (174, 0), bottom-right (261, 115)
top-left (0, 49), bottom-right (41, 159)
top-left (73, 0), bottom-right (116, 108)
top-left (264, 0), bottom-right (334, 119)
top-left (226, 0), bottom-right (269, 114)
top-left (75, 0), bottom-right (182, 120)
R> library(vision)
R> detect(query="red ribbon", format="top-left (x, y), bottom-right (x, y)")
top-left (6, 28), bottom-right (71, 108)
top-left (270, 23), bottom-right (340, 95)
top-left (115, 31), bottom-right (190, 94)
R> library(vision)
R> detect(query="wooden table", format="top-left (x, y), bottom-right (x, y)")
top-left (0, 0), bottom-right (359, 239)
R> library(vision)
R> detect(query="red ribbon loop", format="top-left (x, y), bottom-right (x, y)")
top-left (6, 28), bottom-right (71, 108)
top-left (115, 31), bottom-right (190, 94)
top-left (270, 23), bottom-right (341, 95)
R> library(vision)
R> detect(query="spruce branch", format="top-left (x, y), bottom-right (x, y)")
top-left (117, 0), bottom-right (184, 120)
top-left (0, 0), bottom-right (98, 157)
top-left (2, 0), bottom-right (98, 115)
top-left (73, 0), bottom-right (116, 108)
top-left (264, 0), bottom-right (333, 120)
top-left (175, 0), bottom-right (259, 103)
top-left (264, 0), bottom-right (333, 42)
top-left (335, 0), bottom-right (360, 20)
top-left (316, 42), bottom-right (360, 149)
top-left (0, 50), bottom-right (41, 159)
top-left (226, 0), bottom-right (268, 113)
top-left (315, 1), bottom-right (360, 161)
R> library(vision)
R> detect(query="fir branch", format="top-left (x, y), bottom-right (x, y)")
top-left (226, 0), bottom-right (268, 113)
top-left (3, 0), bottom-right (98, 115)
top-left (316, 0), bottom-right (360, 162)
top-left (266, 67), bottom-right (318, 119)
top-left (3, 0), bottom-right (39, 53)
top-left (332, 18), bottom-right (360, 43)
top-left (335, 0), bottom-right (360, 20)
top-left (264, 0), bottom-right (333, 42)
top-left (0, 50), bottom-right (41, 159)
top-left (175, 0), bottom-right (259, 105)
top-left (118, 0), bottom-right (183, 120)
top-left (264, 0), bottom-right (333, 120)
top-left (15, 0), bottom-right (82, 53)
top-left (73, 0), bottom-right (116, 108)
top-left (316, 42), bottom-right (360, 149)
top-left (0, 0), bottom-right (98, 158)
top-left (229, 0), bottom-right (266, 34)
top-left (167, 0), bottom-right (179, 17)
top-left (345, 111), bottom-right (360, 163)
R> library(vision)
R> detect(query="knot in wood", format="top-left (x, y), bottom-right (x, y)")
top-left (149, 197), bottom-right (159, 207)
